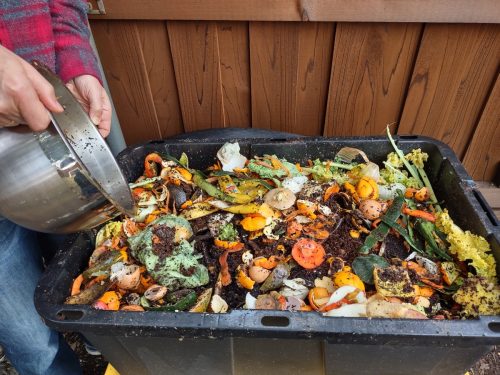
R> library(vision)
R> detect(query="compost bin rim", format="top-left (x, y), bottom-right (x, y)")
top-left (35, 134), bottom-right (500, 344)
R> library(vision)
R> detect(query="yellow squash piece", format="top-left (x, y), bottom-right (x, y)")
top-left (189, 288), bottom-right (213, 312)
top-left (237, 270), bottom-right (255, 290)
top-left (98, 291), bottom-right (121, 311)
top-left (373, 266), bottom-right (415, 298)
top-left (356, 177), bottom-right (379, 200)
top-left (175, 167), bottom-right (192, 181)
top-left (240, 214), bottom-right (267, 232)
top-left (181, 202), bottom-right (219, 220)
top-left (333, 266), bottom-right (365, 291)
top-left (223, 202), bottom-right (274, 217)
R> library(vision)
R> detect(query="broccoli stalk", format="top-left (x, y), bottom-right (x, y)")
top-left (386, 126), bottom-right (441, 211)
top-left (386, 127), bottom-right (423, 186)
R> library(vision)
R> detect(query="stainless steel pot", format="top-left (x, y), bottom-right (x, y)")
top-left (0, 63), bottom-right (136, 233)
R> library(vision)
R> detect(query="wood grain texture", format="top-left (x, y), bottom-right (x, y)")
top-left (324, 23), bottom-right (421, 137)
top-left (136, 21), bottom-right (184, 138)
top-left (463, 75), bottom-right (500, 181)
top-left (167, 21), bottom-right (224, 131)
top-left (250, 22), bottom-right (334, 135)
top-left (217, 22), bottom-right (251, 127)
top-left (89, 0), bottom-right (500, 23)
top-left (399, 24), bottom-right (500, 159)
top-left (90, 20), bottom-right (160, 144)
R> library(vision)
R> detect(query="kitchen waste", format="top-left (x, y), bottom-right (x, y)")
top-left (66, 129), bottom-right (499, 319)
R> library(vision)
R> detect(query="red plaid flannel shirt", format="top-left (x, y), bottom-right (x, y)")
top-left (0, 0), bottom-right (100, 83)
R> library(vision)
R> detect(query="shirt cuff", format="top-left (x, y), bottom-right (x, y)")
top-left (56, 40), bottom-right (102, 84)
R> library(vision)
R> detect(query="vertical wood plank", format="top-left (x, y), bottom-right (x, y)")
top-left (249, 22), bottom-right (335, 135)
top-left (217, 22), bottom-right (251, 127)
top-left (136, 21), bottom-right (184, 138)
top-left (90, 20), bottom-right (160, 144)
top-left (399, 24), bottom-right (500, 159)
top-left (323, 23), bottom-right (422, 136)
top-left (167, 21), bottom-right (224, 131)
top-left (462, 74), bottom-right (500, 181)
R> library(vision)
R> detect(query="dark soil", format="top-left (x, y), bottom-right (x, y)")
top-left (152, 225), bottom-right (176, 259)
top-left (322, 216), bottom-right (363, 266)
top-left (64, 333), bottom-right (107, 375)
top-left (468, 347), bottom-right (500, 375)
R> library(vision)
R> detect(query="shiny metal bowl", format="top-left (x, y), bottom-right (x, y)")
top-left (0, 64), bottom-right (136, 233)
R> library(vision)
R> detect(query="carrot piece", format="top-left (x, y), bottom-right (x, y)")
top-left (111, 236), bottom-right (121, 249)
top-left (214, 238), bottom-right (244, 251)
top-left (421, 278), bottom-right (444, 290)
top-left (71, 274), bottom-right (84, 296)
top-left (402, 207), bottom-right (436, 222)
top-left (219, 250), bottom-right (232, 286)
top-left (323, 183), bottom-right (340, 201)
top-left (85, 275), bottom-right (107, 289)
top-left (291, 238), bottom-right (326, 269)
top-left (308, 287), bottom-right (330, 311)
top-left (405, 188), bottom-right (418, 199)
top-left (286, 221), bottom-right (303, 239)
top-left (132, 187), bottom-right (146, 197)
top-left (321, 298), bottom-right (350, 312)
top-left (418, 286), bottom-right (434, 297)
top-left (144, 153), bottom-right (163, 178)
top-left (253, 256), bottom-right (279, 270)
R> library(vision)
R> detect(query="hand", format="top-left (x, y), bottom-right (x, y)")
top-left (66, 75), bottom-right (112, 137)
top-left (0, 45), bottom-right (63, 131)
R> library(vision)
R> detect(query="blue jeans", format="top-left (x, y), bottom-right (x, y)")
top-left (0, 218), bottom-right (82, 375)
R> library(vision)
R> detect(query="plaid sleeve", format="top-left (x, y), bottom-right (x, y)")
top-left (49, 0), bottom-right (101, 83)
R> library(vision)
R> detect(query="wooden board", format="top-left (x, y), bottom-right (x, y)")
top-left (399, 24), bottom-right (500, 159)
top-left (90, 21), bottom-right (160, 143)
top-left (135, 21), bottom-right (184, 138)
top-left (250, 22), bottom-right (334, 135)
top-left (89, 0), bottom-right (500, 23)
top-left (167, 21), bottom-right (225, 131)
top-left (324, 23), bottom-right (421, 136)
top-left (463, 75), bottom-right (500, 181)
top-left (217, 22), bottom-right (251, 127)
top-left (476, 182), bottom-right (500, 220)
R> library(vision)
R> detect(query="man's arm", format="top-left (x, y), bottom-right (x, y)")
top-left (49, 0), bottom-right (101, 83)
top-left (49, 0), bottom-right (111, 137)
top-left (0, 45), bottom-right (63, 131)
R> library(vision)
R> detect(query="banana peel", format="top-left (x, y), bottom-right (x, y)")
top-left (181, 202), bottom-right (219, 220)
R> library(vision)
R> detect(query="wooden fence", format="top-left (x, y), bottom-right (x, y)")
top-left (88, 1), bottom-right (500, 182)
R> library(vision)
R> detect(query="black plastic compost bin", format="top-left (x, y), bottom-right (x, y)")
top-left (35, 130), bottom-right (500, 375)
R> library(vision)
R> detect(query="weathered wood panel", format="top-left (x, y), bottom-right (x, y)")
top-left (399, 24), bottom-right (500, 159)
top-left (90, 19), bottom-right (500, 182)
top-left (324, 23), bottom-right (421, 136)
top-left (250, 22), bottom-right (334, 135)
top-left (91, 21), bottom-right (161, 143)
top-left (88, 0), bottom-right (500, 23)
top-left (135, 21), bottom-right (184, 138)
top-left (463, 75), bottom-right (500, 181)
top-left (217, 22), bottom-right (251, 127)
top-left (167, 21), bottom-right (225, 131)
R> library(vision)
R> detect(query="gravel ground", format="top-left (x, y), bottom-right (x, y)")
top-left (1, 340), bottom-right (498, 374)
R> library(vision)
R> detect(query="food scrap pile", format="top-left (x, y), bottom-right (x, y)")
top-left (67, 130), bottom-right (500, 319)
